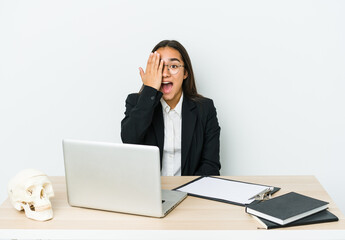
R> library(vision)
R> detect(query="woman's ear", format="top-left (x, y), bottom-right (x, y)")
top-left (183, 70), bottom-right (188, 80)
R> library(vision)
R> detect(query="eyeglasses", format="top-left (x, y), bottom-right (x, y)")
top-left (163, 64), bottom-right (184, 75)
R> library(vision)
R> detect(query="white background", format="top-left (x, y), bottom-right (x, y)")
top-left (0, 0), bottom-right (344, 215)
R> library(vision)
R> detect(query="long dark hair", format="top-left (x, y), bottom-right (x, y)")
top-left (140, 40), bottom-right (203, 101)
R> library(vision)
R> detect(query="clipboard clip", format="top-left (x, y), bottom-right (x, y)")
top-left (248, 187), bottom-right (274, 201)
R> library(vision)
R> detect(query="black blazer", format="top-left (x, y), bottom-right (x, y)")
top-left (121, 85), bottom-right (221, 176)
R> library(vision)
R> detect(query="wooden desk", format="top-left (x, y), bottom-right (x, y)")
top-left (0, 176), bottom-right (344, 239)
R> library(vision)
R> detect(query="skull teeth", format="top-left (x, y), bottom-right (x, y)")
top-left (22, 203), bottom-right (53, 221)
top-left (35, 205), bottom-right (52, 211)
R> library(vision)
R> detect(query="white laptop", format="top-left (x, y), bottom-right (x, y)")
top-left (62, 139), bottom-right (187, 217)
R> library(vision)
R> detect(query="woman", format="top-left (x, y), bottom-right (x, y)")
top-left (121, 40), bottom-right (221, 176)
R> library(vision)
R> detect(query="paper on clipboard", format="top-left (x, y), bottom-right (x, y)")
top-left (175, 177), bottom-right (273, 205)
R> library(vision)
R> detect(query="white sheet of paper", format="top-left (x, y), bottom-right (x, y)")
top-left (177, 177), bottom-right (271, 205)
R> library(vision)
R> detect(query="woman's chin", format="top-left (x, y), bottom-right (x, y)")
top-left (162, 94), bottom-right (173, 101)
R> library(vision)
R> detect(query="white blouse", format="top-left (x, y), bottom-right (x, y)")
top-left (160, 94), bottom-right (183, 176)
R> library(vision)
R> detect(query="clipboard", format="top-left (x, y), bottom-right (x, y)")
top-left (173, 176), bottom-right (280, 206)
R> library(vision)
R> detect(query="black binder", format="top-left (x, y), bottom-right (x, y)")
top-left (253, 209), bottom-right (338, 229)
top-left (245, 192), bottom-right (329, 225)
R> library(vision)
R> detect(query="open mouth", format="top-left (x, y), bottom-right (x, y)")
top-left (161, 81), bottom-right (173, 94)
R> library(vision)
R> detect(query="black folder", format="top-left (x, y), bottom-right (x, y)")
top-left (246, 192), bottom-right (329, 225)
top-left (253, 209), bottom-right (338, 229)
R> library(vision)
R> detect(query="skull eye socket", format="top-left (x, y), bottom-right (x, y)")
top-left (40, 189), bottom-right (45, 199)
top-left (27, 189), bottom-right (33, 196)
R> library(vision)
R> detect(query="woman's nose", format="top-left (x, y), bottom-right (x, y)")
top-left (162, 65), bottom-right (170, 77)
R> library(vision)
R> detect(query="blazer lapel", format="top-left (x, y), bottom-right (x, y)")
top-left (152, 103), bottom-right (164, 164)
top-left (181, 97), bottom-right (197, 173)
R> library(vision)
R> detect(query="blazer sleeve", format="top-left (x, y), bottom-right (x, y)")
top-left (195, 99), bottom-right (221, 176)
top-left (121, 85), bottom-right (163, 144)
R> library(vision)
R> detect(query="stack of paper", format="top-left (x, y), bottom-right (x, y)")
top-left (175, 176), bottom-right (277, 206)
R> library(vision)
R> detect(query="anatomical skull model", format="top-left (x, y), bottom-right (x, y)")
top-left (7, 169), bottom-right (55, 221)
